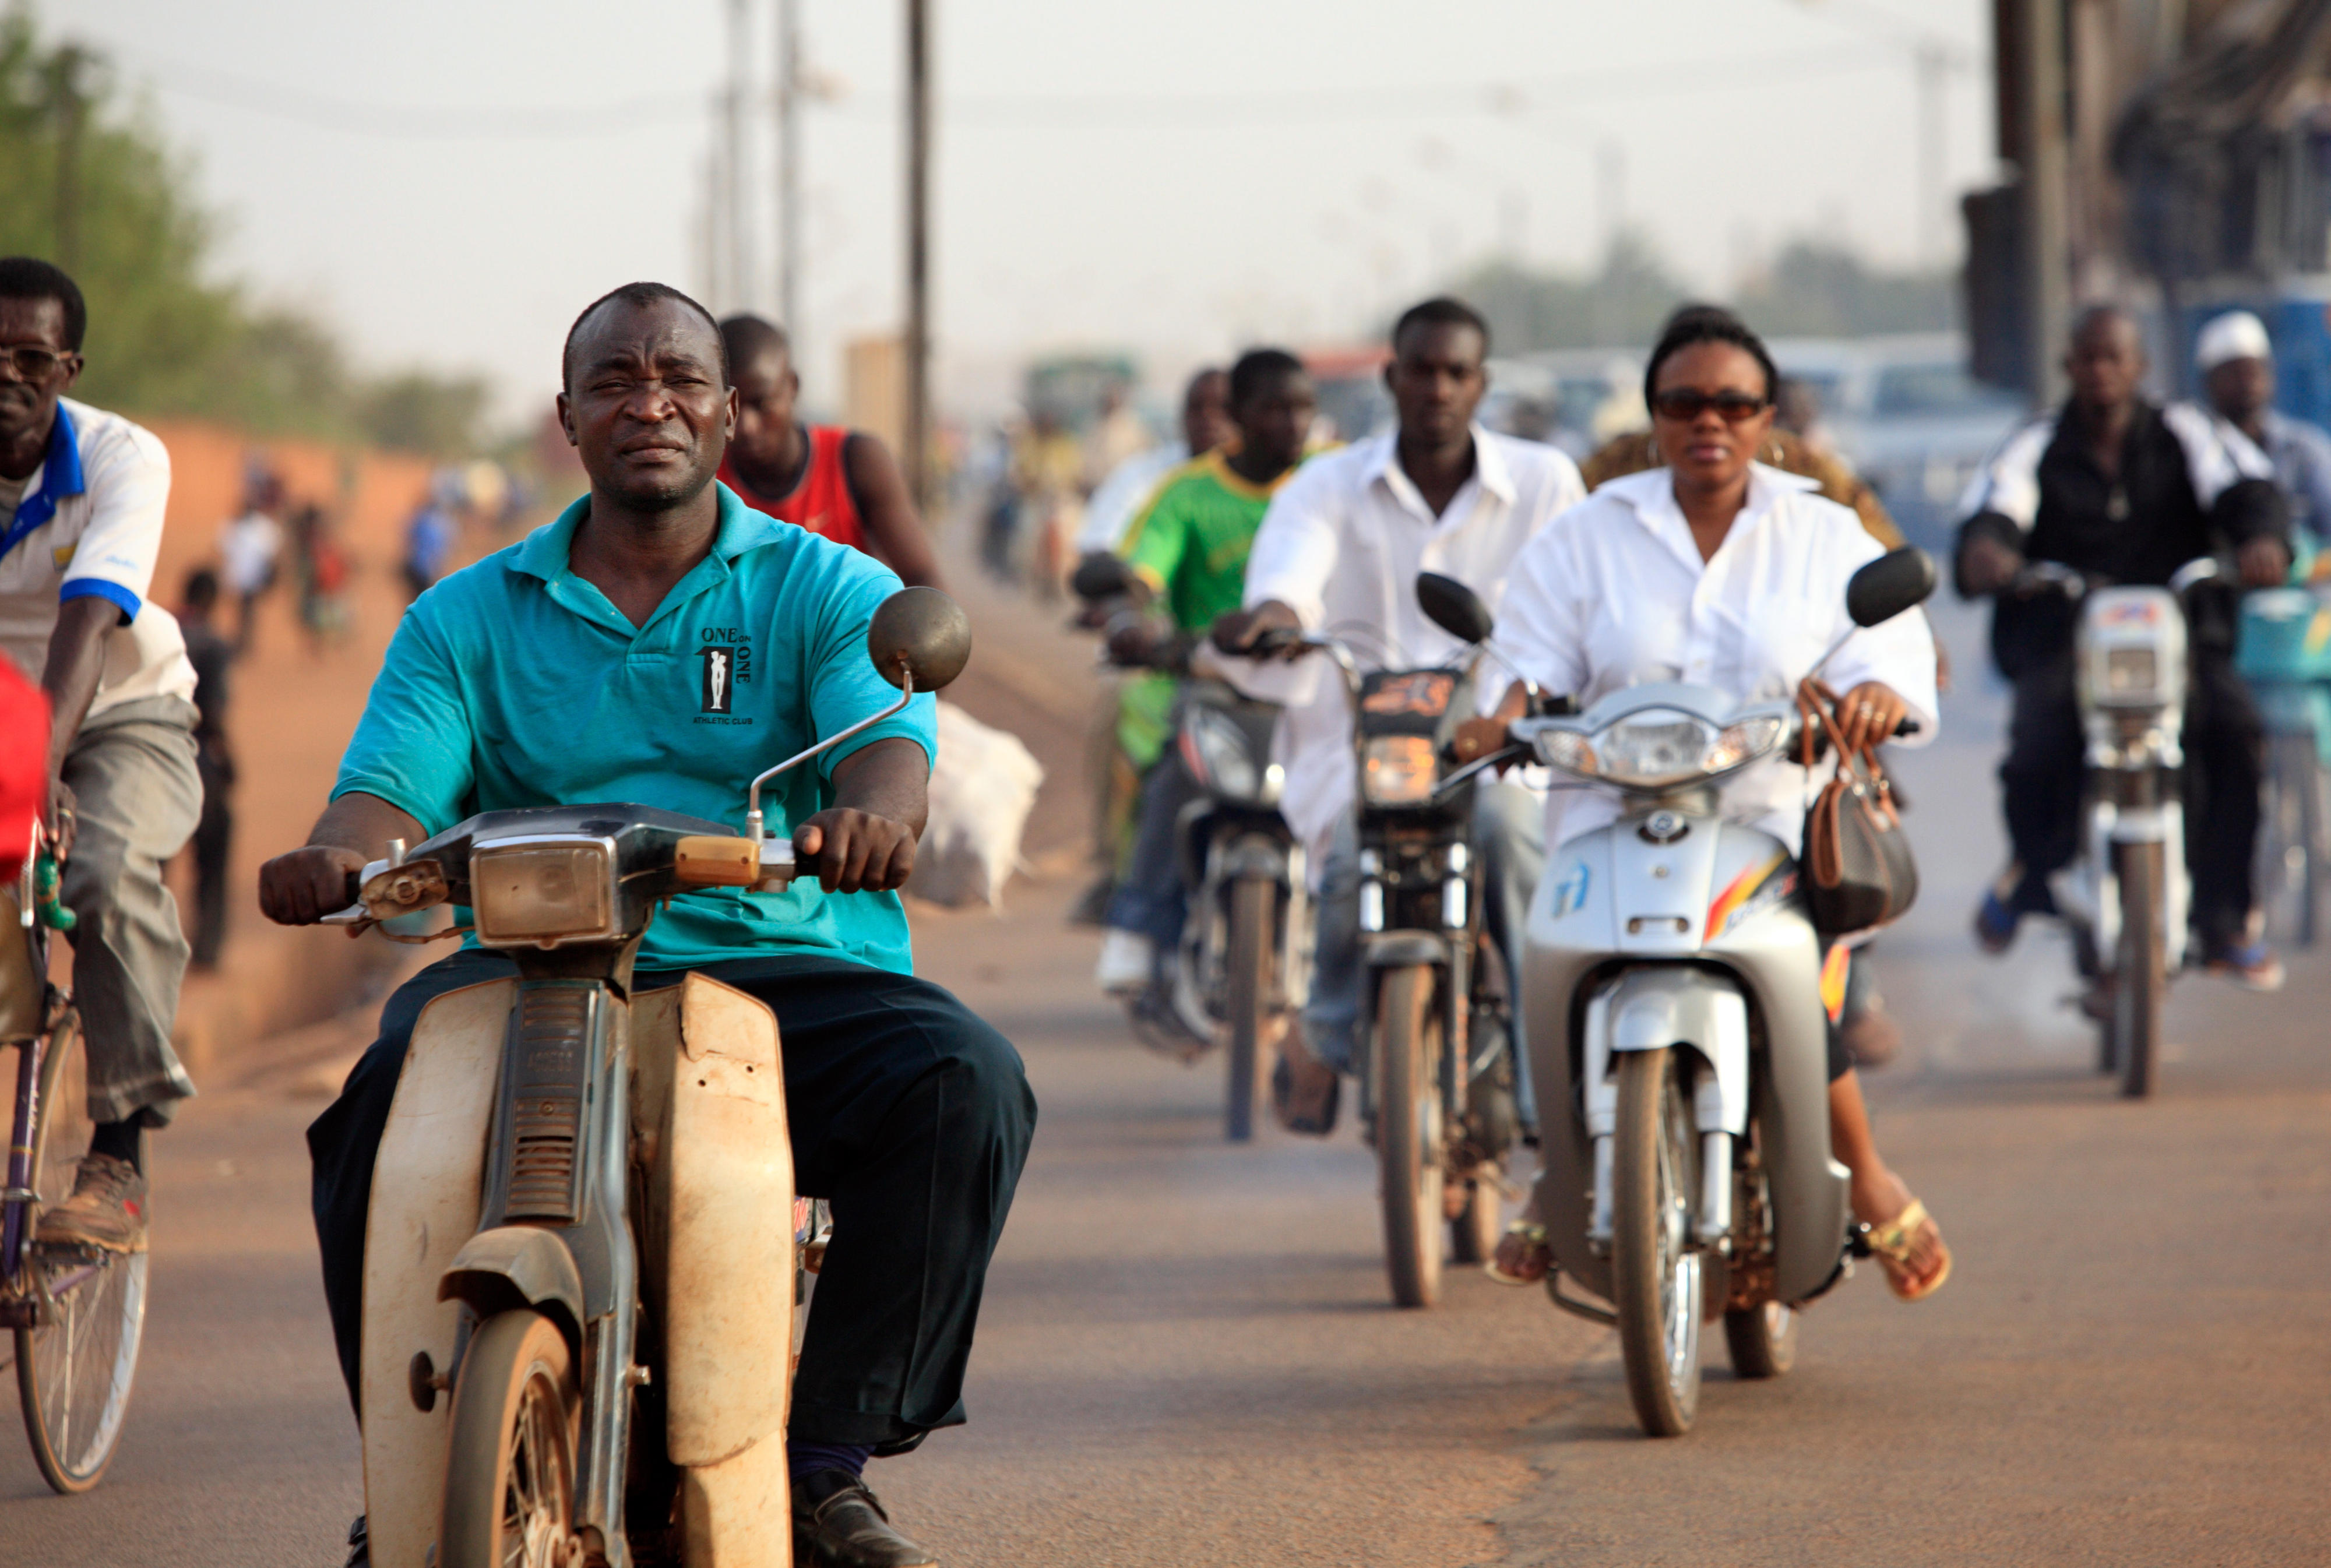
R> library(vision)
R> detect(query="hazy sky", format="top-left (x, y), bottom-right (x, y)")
top-left (59, 0), bottom-right (1991, 422)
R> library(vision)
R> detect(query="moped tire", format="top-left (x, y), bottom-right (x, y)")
top-left (1374, 964), bottom-right (1443, 1309)
top-left (1223, 875), bottom-right (1276, 1143)
top-left (1721, 1302), bottom-right (1798, 1379)
top-left (2112, 839), bottom-right (2164, 1100)
top-left (439, 1309), bottom-right (580, 1568)
top-left (1612, 1048), bottom-right (1704, 1436)
top-left (16, 1012), bottom-right (148, 1496)
top-left (1449, 1174), bottom-right (1502, 1265)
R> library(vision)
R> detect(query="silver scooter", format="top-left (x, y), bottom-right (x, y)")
top-left (1430, 549), bottom-right (1936, 1437)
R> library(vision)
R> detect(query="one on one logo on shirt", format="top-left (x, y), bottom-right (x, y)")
top-left (700, 645), bottom-right (734, 713)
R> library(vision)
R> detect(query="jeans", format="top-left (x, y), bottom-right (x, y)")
top-left (1302, 781), bottom-right (1545, 1119)
top-left (308, 949), bottom-right (1036, 1449)
top-left (1104, 748), bottom-right (1200, 949)
top-left (60, 697), bottom-right (203, 1126)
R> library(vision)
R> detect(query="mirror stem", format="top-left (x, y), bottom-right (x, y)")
top-left (745, 669), bottom-right (919, 850)
top-left (1805, 626), bottom-right (1857, 686)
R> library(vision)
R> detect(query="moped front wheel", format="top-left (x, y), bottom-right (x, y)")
top-left (2112, 839), bottom-right (2165, 1100)
top-left (1223, 875), bottom-right (1276, 1143)
top-left (439, 1309), bottom-right (580, 1568)
top-left (1374, 964), bottom-right (1443, 1309)
top-left (16, 1013), bottom-right (149, 1496)
top-left (1612, 1048), bottom-right (1704, 1436)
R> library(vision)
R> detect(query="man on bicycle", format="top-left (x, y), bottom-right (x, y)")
top-left (1957, 304), bottom-right (2292, 989)
top-left (0, 258), bottom-right (202, 1253)
top-left (1212, 297), bottom-right (1585, 1129)
top-left (262, 283), bottom-right (1034, 1568)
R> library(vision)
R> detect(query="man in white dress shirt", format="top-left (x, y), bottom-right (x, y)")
top-left (0, 258), bottom-right (203, 1253)
top-left (1213, 297), bottom-right (1585, 1127)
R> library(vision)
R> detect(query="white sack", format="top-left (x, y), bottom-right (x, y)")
top-left (905, 700), bottom-right (1045, 908)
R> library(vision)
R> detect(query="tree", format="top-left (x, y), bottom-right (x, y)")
top-left (1730, 241), bottom-right (1957, 339)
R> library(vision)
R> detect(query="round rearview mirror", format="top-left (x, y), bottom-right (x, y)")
top-left (1417, 571), bottom-right (1495, 645)
top-left (1845, 547), bottom-right (1937, 628)
top-left (868, 587), bottom-right (972, 693)
top-left (1070, 552), bottom-right (1135, 602)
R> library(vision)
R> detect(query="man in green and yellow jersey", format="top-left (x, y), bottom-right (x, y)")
top-left (1094, 348), bottom-right (1316, 1000)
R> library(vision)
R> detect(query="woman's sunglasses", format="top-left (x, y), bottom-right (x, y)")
top-left (1650, 389), bottom-right (1769, 424)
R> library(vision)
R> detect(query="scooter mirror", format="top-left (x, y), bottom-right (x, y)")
top-left (1845, 547), bottom-right (1937, 628)
top-left (1070, 552), bottom-right (1134, 601)
top-left (1417, 572), bottom-right (1495, 644)
top-left (868, 586), bottom-right (973, 692)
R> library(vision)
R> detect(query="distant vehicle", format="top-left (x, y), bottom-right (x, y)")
top-left (1301, 346), bottom-right (1393, 445)
top-left (1491, 351), bottom-right (1645, 460)
top-left (1026, 353), bottom-right (1139, 435)
top-left (1769, 333), bottom-right (2028, 552)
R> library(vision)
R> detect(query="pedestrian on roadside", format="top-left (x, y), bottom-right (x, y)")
top-left (2190, 309), bottom-right (2331, 553)
top-left (401, 490), bottom-right (457, 601)
top-left (177, 567), bottom-right (235, 971)
top-left (219, 475), bottom-right (284, 653)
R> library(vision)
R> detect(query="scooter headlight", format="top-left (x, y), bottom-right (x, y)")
top-left (1592, 710), bottom-right (1720, 788)
top-left (2103, 646), bottom-right (2159, 697)
top-left (1181, 706), bottom-right (1267, 803)
top-left (469, 836), bottom-right (619, 947)
top-left (1361, 735), bottom-right (1438, 804)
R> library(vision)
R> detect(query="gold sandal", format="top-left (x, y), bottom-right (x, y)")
top-left (1485, 1220), bottom-right (1550, 1287)
top-left (1867, 1197), bottom-right (1952, 1302)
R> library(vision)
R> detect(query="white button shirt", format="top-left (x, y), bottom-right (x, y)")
top-left (1499, 463), bottom-right (1938, 854)
top-left (1239, 426), bottom-right (1586, 851)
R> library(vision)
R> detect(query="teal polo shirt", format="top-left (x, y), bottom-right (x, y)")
top-left (334, 483), bottom-right (937, 974)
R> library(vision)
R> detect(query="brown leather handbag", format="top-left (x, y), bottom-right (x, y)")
top-left (1796, 678), bottom-right (1919, 937)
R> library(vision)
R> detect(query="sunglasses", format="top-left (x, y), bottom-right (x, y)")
top-left (1651, 389), bottom-right (1769, 423)
top-left (0, 346), bottom-right (76, 382)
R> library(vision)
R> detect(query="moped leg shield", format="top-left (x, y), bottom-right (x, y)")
top-left (632, 974), bottom-right (795, 1567)
top-left (360, 978), bottom-right (516, 1568)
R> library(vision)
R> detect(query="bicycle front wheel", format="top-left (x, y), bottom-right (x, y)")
top-left (16, 1012), bottom-right (149, 1494)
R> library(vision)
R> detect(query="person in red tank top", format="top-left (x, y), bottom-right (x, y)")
top-left (716, 315), bottom-right (946, 589)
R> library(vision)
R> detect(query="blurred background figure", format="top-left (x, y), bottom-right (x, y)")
top-left (1078, 367), bottom-right (1233, 562)
top-left (401, 488), bottom-right (457, 601)
top-left (1775, 375), bottom-right (1840, 461)
top-left (1003, 404), bottom-right (1084, 594)
top-left (217, 471), bottom-right (284, 651)
top-left (291, 501), bottom-right (351, 650)
top-left (2193, 309), bottom-right (2331, 554)
top-left (175, 568), bottom-right (235, 971)
top-left (1084, 381), bottom-right (1152, 495)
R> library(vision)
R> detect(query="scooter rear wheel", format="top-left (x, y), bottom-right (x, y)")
top-left (2112, 839), bottom-right (2165, 1101)
top-left (439, 1309), bottom-right (579, 1568)
top-left (1721, 1302), bottom-right (1798, 1379)
top-left (1223, 875), bottom-right (1276, 1143)
top-left (1374, 964), bottom-right (1443, 1309)
top-left (1449, 1173), bottom-right (1502, 1265)
top-left (1612, 1048), bottom-right (1704, 1436)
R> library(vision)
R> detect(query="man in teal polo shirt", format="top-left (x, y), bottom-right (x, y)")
top-left (262, 282), bottom-right (1032, 1568)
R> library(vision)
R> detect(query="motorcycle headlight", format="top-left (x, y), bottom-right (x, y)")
top-left (1361, 735), bottom-right (1437, 804)
top-left (1700, 714), bottom-right (1786, 774)
top-left (1593, 710), bottom-right (1720, 788)
top-left (470, 837), bottom-right (619, 947)
top-left (1182, 706), bottom-right (1263, 802)
top-left (2103, 646), bottom-right (2158, 697)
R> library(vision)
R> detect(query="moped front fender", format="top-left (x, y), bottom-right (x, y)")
top-left (439, 1224), bottom-right (587, 1347)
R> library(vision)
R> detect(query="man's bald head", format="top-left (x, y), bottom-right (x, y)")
top-left (563, 282), bottom-right (726, 390)
top-left (2065, 304), bottom-right (2147, 418)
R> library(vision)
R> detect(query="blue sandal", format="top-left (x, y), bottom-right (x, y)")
top-left (1973, 889), bottom-right (2020, 954)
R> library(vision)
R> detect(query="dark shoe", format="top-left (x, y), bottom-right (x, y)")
top-left (2205, 939), bottom-right (2286, 992)
top-left (1069, 875), bottom-right (1117, 928)
top-left (34, 1152), bottom-right (148, 1253)
top-left (1972, 889), bottom-right (2020, 955)
top-left (343, 1516), bottom-right (368, 1567)
top-left (1270, 1046), bottom-right (1341, 1136)
top-left (794, 1469), bottom-right (939, 1568)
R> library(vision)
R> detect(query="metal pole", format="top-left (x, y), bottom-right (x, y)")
top-left (2020, 0), bottom-right (2071, 405)
top-left (1917, 41), bottom-right (1947, 267)
top-left (727, 0), bottom-right (752, 313)
top-left (776, 0), bottom-right (801, 335)
top-left (904, 0), bottom-right (933, 510)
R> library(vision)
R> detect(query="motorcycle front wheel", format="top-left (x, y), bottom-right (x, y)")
top-left (2112, 838), bottom-right (2165, 1100)
top-left (439, 1309), bottom-right (580, 1568)
top-left (1374, 964), bottom-right (1443, 1309)
top-left (1612, 1048), bottom-right (1704, 1436)
top-left (1223, 875), bottom-right (1276, 1143)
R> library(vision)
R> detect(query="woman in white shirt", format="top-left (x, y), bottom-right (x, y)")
top-left (1462, 306), bottom-right (1951, 1302)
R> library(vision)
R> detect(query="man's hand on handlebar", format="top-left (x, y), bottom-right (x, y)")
top-left (2238, 535), bottom-right (2293, 590)
top-left (794, 809), bottom-right (916, 894)
top-left (1209, 600), bottom-right (1302, 656)
top-left (260, 844), bottom-right (371, 926)
top-left (1451, 716), bottom-right (1513, 768)
top-left (43, 774), bottom-right (76, 864)
top-left (1959, 534), bottom-right (2024, 597)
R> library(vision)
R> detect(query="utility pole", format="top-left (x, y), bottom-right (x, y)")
top-left (726, 0), bottom-right (753, 313)
top-left (904, 0), bottom-right (934, 511)
top-left (2018, 0), bottom-right (2071, 404)
top-left (775, 0), bottom-right (802, 335)
top-left (1917, 40), bottom-right (1948, 267)
top-left (48, 45), bottom-right (90, 273)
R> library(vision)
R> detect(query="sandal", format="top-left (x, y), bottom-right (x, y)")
top-left (1485, 1220), bottom-right (1551, 1287)
top-left (1866, 1197), bottom-right (1952, 1302)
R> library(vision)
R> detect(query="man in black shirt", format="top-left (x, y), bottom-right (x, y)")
top-left (177, 568), bottom-right (234, 970)
top-left (1956, 305), bottom-right (2291, 987)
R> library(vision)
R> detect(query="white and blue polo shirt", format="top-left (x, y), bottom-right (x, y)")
top-left (0, 397), bottom-right (195, 713)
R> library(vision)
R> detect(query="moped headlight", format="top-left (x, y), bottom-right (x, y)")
top-left (1593, 710), bottom-right (1719, 787)
top-left (1701, 714), bottom-right (1785, 774)
top-left (1181, 706), bottom-right (1261, 801)
top-left (1361, 735), bottom-right (1437, 804)
top-left (470, 839), bottom-right (618, 946)
top-left (2103, 646), bottom-right (2158, 697)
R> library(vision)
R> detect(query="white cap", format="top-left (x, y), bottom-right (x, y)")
top-left (2196, 310), bottom-right (2273, 373)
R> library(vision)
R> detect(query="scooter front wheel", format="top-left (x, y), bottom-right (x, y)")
top-left (1374, 964), bottom-right (1443, 1308)
top-left (1223, 875), bottom-right (1276, 1143)
top-left (1612, 1048), bottom-right (1705, 1436)
top-left (439, 1309), bottom-right (580, 1568)
top-left (2112, 839), bottom-right (2165, 1100)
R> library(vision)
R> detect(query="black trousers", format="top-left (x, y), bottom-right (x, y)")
top-left (1998, 651), bottom-right (2263, 949)
top-left (189, 755), bottom-right (232, 969)
top-left (307, 949), bottom-right (1036, 1449)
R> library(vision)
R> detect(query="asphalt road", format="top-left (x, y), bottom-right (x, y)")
top-left (2, 590), bottom-right (2326, 1567)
